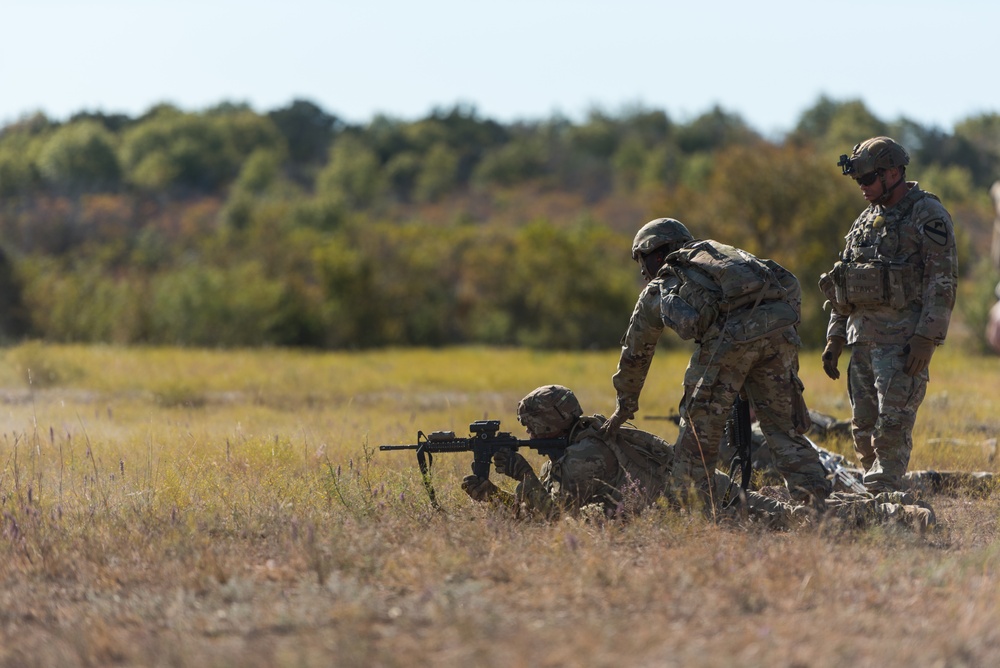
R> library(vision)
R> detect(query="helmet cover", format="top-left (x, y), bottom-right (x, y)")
top-left (838, 136), bottom-right (910, 177)
top-left (631, 218), bottom-right (694, 260)
top-left (516, 385), bottom-right (583, 434)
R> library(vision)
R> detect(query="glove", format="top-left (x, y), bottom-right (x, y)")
top-left (461, 475), bottom-right (499, 502)
top-left (599, 409), bottom-right (627, 437)
top-left (821, 336), bottom-right (846, 380)
top-left (492, 450), bottom-right (533, 481)
top-left (598, 397), bottom-right (635, 437)
top-left (903, 334), bottom-right (935, 377)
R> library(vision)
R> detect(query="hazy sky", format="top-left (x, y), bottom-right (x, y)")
top-left (3, 0), bottom-right (996, 136)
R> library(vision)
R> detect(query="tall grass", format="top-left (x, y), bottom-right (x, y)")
top-left (0, 343), bottom-right (998, 666)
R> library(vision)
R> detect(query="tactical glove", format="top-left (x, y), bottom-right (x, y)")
top-left (492, 450), bottom-right (534, 481)
top-left (461, 475), bottom-right (499, 502)
top-left (598, 397), bottom-right (636, 436)
top-left (821, 336), bottom-right (846, 380)
top-left (903, 334), bottom-right (935, 377)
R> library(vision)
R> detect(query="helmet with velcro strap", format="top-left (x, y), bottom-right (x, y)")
top-left (838, 136), bottom-right (910, 178)
top-left (516, 385), bottom-right (583, 435)
top-left (631, 218), bottom-right (694, 261)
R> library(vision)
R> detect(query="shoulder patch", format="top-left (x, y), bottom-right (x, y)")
top-left (923, 219), bottom-right (949, 246)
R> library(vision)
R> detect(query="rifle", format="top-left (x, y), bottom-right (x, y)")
top-left (806, 436), bottom-right (867, 494)
top-left (725, 395), bottom-right (753, 490)
top-left (379, 419), bottom-right (569, 509)
top-left (641, 414), bottom-right (682, 425)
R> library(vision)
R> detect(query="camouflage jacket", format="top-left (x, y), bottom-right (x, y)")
top-left (519, 417), bottom-right (672, 516)
top-left (517, 418), bottom-right (814, 522)
top-left (612, 249), bottom-right (799, 416)
top-left (611, 277), bottom-right (667, 417)
top-left (827, 183), bottom-right (958, 344)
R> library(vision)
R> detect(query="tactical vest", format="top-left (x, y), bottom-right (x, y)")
top-left (822, 260), bottom-right (916, 309)
top-left (819, 190), bottom-right (937, 311)
top-left (573, 417), bottom-right (672, 504)
top-left (657, 240), bottom-right (797, 342)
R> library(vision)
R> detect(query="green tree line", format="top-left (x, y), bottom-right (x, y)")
top-left (0, 97), bottom-right (997, 350)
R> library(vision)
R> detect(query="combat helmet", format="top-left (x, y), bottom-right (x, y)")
top-left (631, 218), bottom-right (694, 260)
top-left (838, 136), bottom-right (910, 178)
top-left (517, 385), bottom-right (583, 435)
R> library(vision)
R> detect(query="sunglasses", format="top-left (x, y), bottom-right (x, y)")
top-left (854, 171), bottom-right (880, 186)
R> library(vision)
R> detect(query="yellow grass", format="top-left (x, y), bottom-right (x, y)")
top-left (1, 342), bottom-right (999, 667)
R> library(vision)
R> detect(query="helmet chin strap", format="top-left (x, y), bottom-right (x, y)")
top-left (876, 172), bottom-right (906, 204)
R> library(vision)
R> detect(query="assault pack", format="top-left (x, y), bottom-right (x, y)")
top-left (658, 240), bottom-right (799, 342)
top-left (573, 416), bottom-right (673, 505)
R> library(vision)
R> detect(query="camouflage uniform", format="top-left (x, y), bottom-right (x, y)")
top-left (826, 176), bottom-right (958, 492)
top-left (514, 416), bottom-right (798, 521)
top-left (825, 491), bottom-right (935, 532)
top-left (516, 416), bottom-right (670, 517)
top-left (724, 412), bottom-right (992, 499)
top-left (612, 230), bottom-right (830, 508)
top-left (467, 385), bottom-right (796, 521)
top-left (468, 388), bottom-right (932, 531)
top-left (508, 416), bottom-right (933, 530)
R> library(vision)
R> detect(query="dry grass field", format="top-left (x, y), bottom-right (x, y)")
top-left (1, 343), bottom-right (999, 667)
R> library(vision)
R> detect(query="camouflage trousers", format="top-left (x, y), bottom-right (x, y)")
top-left (825, 491), bottom-right (936, 532)
top-left (671, 329), bottom-right (831, 507)
top-left (848, 342), bottom-right (928, 492)
top-left (666, 471), bottom-right (798, 521)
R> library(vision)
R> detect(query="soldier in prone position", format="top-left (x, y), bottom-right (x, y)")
top-left (463, 385), bottom-right (799, 521)
top-left (463, 384), bottom-right (672, 518)
top-left (463, 385), bottom-right (935, 532)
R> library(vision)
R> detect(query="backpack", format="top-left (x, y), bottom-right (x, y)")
top-left (571, 415), bottom-right (674, 503)
top-left (573, 417), bottom-right (673, 504)
top-left (658, 240), bottom-right (797, 342)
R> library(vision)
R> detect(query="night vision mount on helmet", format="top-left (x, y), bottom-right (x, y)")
top-left (837, 136), bottom-right (910, 178)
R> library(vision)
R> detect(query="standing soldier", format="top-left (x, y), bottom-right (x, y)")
top-left (601, 218), bottom-right (831, 513)
top-left (820, 137), bottom-right (958, 492)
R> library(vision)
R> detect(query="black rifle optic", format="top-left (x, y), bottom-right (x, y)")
top-left (379, 419), bottom-right (569, 509)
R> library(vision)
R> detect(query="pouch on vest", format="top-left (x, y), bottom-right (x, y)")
top-left (840, 261), bottom-right (914, 308)
top-left (842, 263), bottom-right (885, 305)
top-left (574, 418), bottom-right (671, 505)
top-left (723, 301), bottom-right (800, 343)
top-left (612, 426), bottom-right (673, 502)
top-left (885, 263), bottom-right (911, 308)
top-left (660, 293), bottom-right (705, 341)
top-left (818, 267), bottom-right (853, 315)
